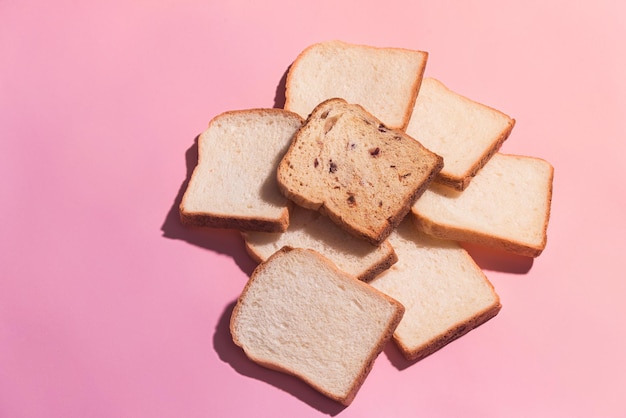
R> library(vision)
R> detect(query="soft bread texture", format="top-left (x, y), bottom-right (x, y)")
top-left (412, 153), bottom-right (554, 257)
top-left (284, 40), bottom-right (428, 130)
top-left (180, 109), bottom-right (303, 232)
top-left (370, 218), bottom-right (501, 361)
top-left (230, 247), bottom-right (405, 406)
top-left (405, 77), bottom-right (515, 190)
top-left (277, 98), bottom-right (444, 245)
top-left (242, 206), bottom-right (398, 282)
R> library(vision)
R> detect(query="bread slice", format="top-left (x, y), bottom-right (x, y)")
top-left (412, 153), bottom-right (554, 257)
top-left (405, 77), bottom-right (515, 190)
top-left (242, 205), bottom-right (398, 282)
top-left (370, 218), bottom-right (501, 361)
top-left (284, 40), bottom-right (428, 130)
top-left (179, 109), bottom-right (303, 232)
top-left (230, 247), bottom-right (404, 406)
top-left (277, 98), bottom-right (444, 245)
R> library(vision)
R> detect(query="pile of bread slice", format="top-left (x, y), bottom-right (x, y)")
top-left (180, 40), bottom-right (554, 406)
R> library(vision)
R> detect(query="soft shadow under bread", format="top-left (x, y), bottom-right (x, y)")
top-left (462, 242), bottom-right (534, 274)
top-left (383, 339), bottom-right (421, 371)
top-left (273, 65), bottom-right (290, 109)
top-left (160, 136), bottom-right (257, 277)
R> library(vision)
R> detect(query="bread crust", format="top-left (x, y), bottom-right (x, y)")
top-left (341, 294), bottom-right (404, 406)
top-left (180, 209), bottom-right (290, 233)
top-left (399, 272), bottom-right (501, 361)
top-left (359, 248), bottom-right (398, 282)
top-left (413, 215), bottom-right (546, 257)
top-left (397, 301), bottom-right (501, 361)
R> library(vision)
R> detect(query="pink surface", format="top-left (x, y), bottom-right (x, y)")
top-left (2, 1), bottom-right (625, 417)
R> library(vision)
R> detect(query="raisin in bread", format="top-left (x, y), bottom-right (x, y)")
top-left (277, 98), bottom-right (443, 245)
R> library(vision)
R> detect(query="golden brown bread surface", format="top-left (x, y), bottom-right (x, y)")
top-left (277, 98), bottom-right (443, 245)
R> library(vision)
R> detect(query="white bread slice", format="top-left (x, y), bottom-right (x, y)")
top-left (180, 109), bottom-right (303, 232)
top-left (284, 40), bottom-right (428, 130)
top-left (406, 77), bottom-right (515, 190)
top-left (277, 98), bottom-right (443, 245)
top-left (242, 205), bottom-right (398, 282)
top-left (412, 153), bottom-right (554, 257)
top-left (370, 218), bottom-right (501, 361)
top-left (230, 247), bottom-right (404, 406)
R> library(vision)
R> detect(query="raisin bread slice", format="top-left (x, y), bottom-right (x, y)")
top-left (277, 98), bottom-right (443, 245)
top-left (284, 40), bottom-right (428, 130)
top-left (180, 109), bottom-right (303, 232)
top-left (230, 247), bottom-right (404, 406)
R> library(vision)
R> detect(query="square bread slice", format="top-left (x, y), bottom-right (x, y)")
top-left (179, 109), bottom-right (303, 232)
top-left (412, 153), bottom-right (554, 257)
top-left (284, 40), bottom-right (428, 130)
top-left (405, 77), bottom-right (515, 190)
top-left (277, 98), bottom-right (443, 246)
top-left (230, 247), bottom-right (405, 406)
top-left (242, 205), bottom-right (398, 282)
top-left (370, 218), bottom-right (501, 361)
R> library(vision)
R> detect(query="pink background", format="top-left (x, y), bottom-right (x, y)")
top-left (2, 1), bottom-right (625, 417)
